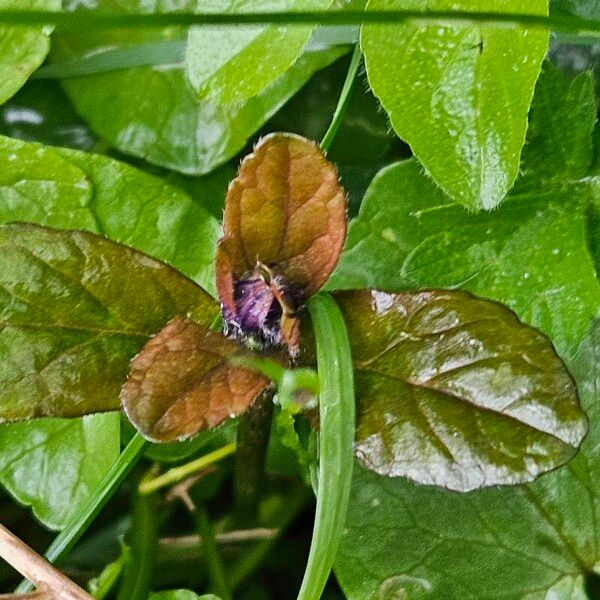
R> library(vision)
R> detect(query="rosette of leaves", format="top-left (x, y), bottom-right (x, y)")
top-left (0, 133), bottom-right (587, 492)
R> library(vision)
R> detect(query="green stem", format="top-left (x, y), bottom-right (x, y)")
top-left (15, 433), bottom-right (148, 594)
top-left (320, 44), bottom-right (362, 154)
top-left (116, 480), bottom-right (158, 600)
top-left (234, 390), bottom-right (275, 527)
top-left (229, 485), bottom-right (312, 590)
top-left (138, 443), bottom-right (237, 495)
top-left (195, 506), bottom-right (232, 600)
top-left (298, 294), bottom-right (355, 600)
top-left (0, 9), bottom-right (598, 35)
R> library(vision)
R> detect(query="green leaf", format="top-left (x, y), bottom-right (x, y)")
top-left (0, 135), bottom-right (220, 295)
top-left (329, 159), bottom-right (600, 356)
top-left (52, 0), bottom-right (344, 175)
top-left (0, 0), bottom-right (60, 105)
top-left (515, 63), bottom-right (596, 193)
top-left (336, 319), bottom-right (600, 600)
top-left (0, 413), bottom-right (119, 530)
top-left (0, 223), bottom-right (217, 421)
top-left (361, 0), bottom-right (548, 210)
top-left (335, 289), bottom-right (586, 491)
top-left (551, 0), bottom-right (600, 18)
top-left (185, 0), bottom-right (330, 106)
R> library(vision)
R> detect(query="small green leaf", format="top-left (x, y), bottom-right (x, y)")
top-left (52, 0), bottom-right (344, 174)
top-left (0, 0), bottom-right (60, 105)
top-left (0, 135), bottom-right (220, 295)
top-left (185, 0), bottom-right (330, 106)
top-left (361, 0), bottom-right (548, 210)
top-left (336, 289), bottom-right (586, 491)
top-left (0, 413), bottom-right (119, 530)
top-left (0, 223), bottom-right (217, 421)
top-left (336, 319), bottom-right (600, 600)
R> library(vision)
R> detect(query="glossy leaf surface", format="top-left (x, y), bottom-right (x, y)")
top-left (0, 135), bottom-right (220, 295)
top-left (336, 289), bottom-right (586, 491)
top-left (0, 0), bottom-right (60, 105)
top-left (52, 0), bottom-right (344, 174)
top-left (122, 317), bottom-right (268, 443)
top-left (334, 59), bottom-right (600, 598)
top-left (185, 0), bottom-right (330, 105)
top-left (337, 320), bottom-right (600, 600)
top-left (330, 160), bottom-right (600, 356)
top-left (0, 223), bottom-right (217, 421)
top-left (361, 0), bottom-right (548, 210)
top-left (0, 414), bottom-right (119, 530)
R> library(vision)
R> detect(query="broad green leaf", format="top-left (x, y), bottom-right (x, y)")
top-left (361, 0), bottom-right (548, 210)
top-left (52, 0), bottom-right (344, 175)
top-left (0, 413), bottom-right (119, 530)
top-left (329, 160), bottom-right (600, 356)
top-left (0, 223), bottom-right (217, 421)
top-left (515, 64), bottom-right (596, 193)
top-left (0, 0), bottom-right (60, 105)
top-left (185, 0), bottom-right (330, 106)
top-left (0, 135), bottom-right (220, 295)
top-left (336, 319), bottom-right (600, 600)
top-left (336, 289), bottom-right (586, 491)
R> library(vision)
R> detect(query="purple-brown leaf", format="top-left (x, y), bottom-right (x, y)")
top-left (336, 289), bottom-right (587, 491)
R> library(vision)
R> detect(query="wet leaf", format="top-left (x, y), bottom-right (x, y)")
top-left (0, 0), bottom-right (60, 105)
top-left (185, 0), bottom-right (330, 106)
top-left (336, 320), bottom-right (600, 600)
top-left (52, 0), bottom-right (344, 175)
top-left (329, 159), bottom-right (600, 357)
top-left (0, 223), bottom-right (217, 421)
top-left (361, 0), bottom-right (548, 210)
top-left (336, 289), bottom-right (586, 491)
top-left (0, 134), bottom-right (220, 295)
top-left (330, 64), bottom-right (600, 358)
top-left (122, 317), bottom-right (269, 443)
top-left (216, 133), bottom-right (346, 350)
top-left (0, 414), bottom-right (119, 530)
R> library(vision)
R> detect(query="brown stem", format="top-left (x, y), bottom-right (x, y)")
top-left (234, 388), bottom-right (275, 527)
top-left (0, 524), bottom-right (93, 600)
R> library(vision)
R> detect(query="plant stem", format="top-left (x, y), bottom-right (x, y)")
top-left (320, 44), bottom-right (362, 154)
top-left (139, 443), bottom-right (237, 495)
top-left (234, 389), bottom-right (275, 527)
top-left (298, 294), bottom-right (355, 600)
top-left (195, 506), bottom-right (232, 600)
top-left (116, 478), bottom-right (158, 600)
top-left (229, 485), bottom-right (312, 590)
top-left (0, 9), bottom-right (598, 36)
top-left (15, 434), bottom-right (148, 594)
top-left (0, 524), bottom-right (93, 600)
